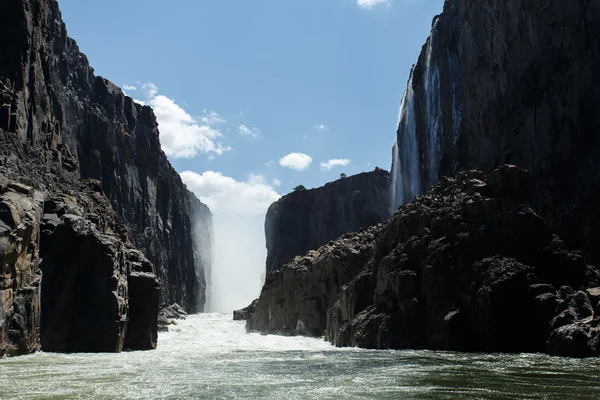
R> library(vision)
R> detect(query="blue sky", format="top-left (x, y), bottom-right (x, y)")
top-left (59, 0), bottom-right (444, 211)
top-left (58, 0), bottom-right (444, 310)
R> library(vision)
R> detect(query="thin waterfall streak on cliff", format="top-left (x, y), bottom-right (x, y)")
top-left (404, 79), bottom-right (421, 202)
top-left (423, 20), bottom-right (442, 188)
top-left (390, 142), bottom-right (401, 213)
top-left (447, 47), bottom-right (463, 145)
top-left (393, 73), bottom-right (421, 209)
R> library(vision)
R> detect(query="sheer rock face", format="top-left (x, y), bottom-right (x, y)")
top-left (248, 166), bottom-right (600, 357)
top-left (0, 0), bottom-right (212, 312)
top-left (265, 170), bottom-right (391, 273)
top-left (392, 0), bottom-right (600, 265)
top-left (0, 0), bottom-right (212, 356)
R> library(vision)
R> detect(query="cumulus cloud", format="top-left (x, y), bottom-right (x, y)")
top-left (123, 81), bottom-right (231, 158)
top-left (150, 95), bottom-right (231, 158)
top-left (180, 170), bottom-right (280, 215)
top-left (123, 84), bottom-right (137, 91)
top-left (272, 178), bottom-right (282, 187)
top-left (279, 153), bottom-right (313, 171)
top-left (357, 0), bottom-right (389, 9)
top-left (265, 160), bottom-right (275, 167)
top-left (239, 125), bottom-right (261, 138)
top-left (320, 158), bottom-right (351, 171)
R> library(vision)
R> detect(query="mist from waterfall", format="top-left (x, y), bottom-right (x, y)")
top-left (206, 212), bottom-right (267, 313)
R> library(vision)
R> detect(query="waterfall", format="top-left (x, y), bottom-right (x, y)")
top-left (391, 19), bottom-right (444, 210)
top-left (391, 73), bottom-right (420, 210)
top-left (390, 142), bottom-right (400, 214)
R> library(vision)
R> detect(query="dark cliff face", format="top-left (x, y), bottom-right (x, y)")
top-left (0, 0), bottom-right (212, 311)
top-left (249, 166), bottom-right (600, 357)
top-left (265, 169), bottom-right (391, 273)
top-left (392, 0), bottom-right (600, 265)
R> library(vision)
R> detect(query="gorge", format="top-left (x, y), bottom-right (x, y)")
top-left (2, 0), bottom-right (600, 397)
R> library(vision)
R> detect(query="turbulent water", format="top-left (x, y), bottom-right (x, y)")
top-left (2, 314), bottom-right (600, 400)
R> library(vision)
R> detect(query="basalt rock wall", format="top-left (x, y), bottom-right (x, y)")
top-left (0, 0), bottom-right (212, 311)
top-left (392, 0), bottom-right (600, 265)
top-left (265, 170), bottom-right (390, 273)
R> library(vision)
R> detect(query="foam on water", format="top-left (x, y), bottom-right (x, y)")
top-left (3, 314), bottom-right (600, 399)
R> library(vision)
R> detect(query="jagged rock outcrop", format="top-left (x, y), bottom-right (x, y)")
top-left (0, 0), bottom-right (212, 356)
top-left (233, 299), bottom-right (258, 321)
top-left (391, 0), bottom-right (600, 266)
top-left (0, 0), bottom-right (212, 312)
top-left (157, 303), bottom-right (188, 332)
top-left (39, 181), bottom-right (159, 352)
top-left (265, 169), bottom-right (390, 273)
top-left (248, 225), bottom-right (384, 334)
top-left (248, 166), bottom-right (600, 357)
top-left (0, 179), bottom-right (42, 356)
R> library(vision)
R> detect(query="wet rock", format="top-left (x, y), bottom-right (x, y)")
top-left (233, 299), bottom-right (258, 321)
top-left (124, 271), bottom-right (160, 351)
top-left (157, 303), bottom-right (188, 332)
top-left (547, 322), bottom-right (600, 358)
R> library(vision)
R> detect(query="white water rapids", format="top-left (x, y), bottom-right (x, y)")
top-left (3, 314), bottom-right (600, 399)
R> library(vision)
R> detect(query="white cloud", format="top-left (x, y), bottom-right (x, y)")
top-left (201, 110), bottom-right (227, 126)
top-left (313, 124), bottom-right (326, 131)
top-left (272, 178), bottom-right (282, 187)
top-left (357, 0), bottom-right (388, 9)
top-left (265, 160), bottom-right (275, 167)
top-left (320, 158), bottom-right (351, 171)
top-left (150, 95), bottom-right (231, 158)
top-left (279, 153), bottom-right (313, 171)
top-left (239, 125), bottom-right (261, 138)
top-left (181, 170), bottom-right (280, 216)
top-left (141, 82), bottom-right (159, 98)
top-left (124, 81), bottom-right (230, 159)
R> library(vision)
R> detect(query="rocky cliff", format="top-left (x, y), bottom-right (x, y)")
top-left (0, 0), bottom-right (212, 310)
top-left (391, 0), bottom-right (600, 265)
top-left (248, 166), bottom-right (600, 357)
top-left (265, 169), bottom-right (390, 273)
top-left (0, 0), bottom-right (212, 355)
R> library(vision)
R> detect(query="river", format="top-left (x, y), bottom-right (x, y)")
top-left (2, 314), bottom-right (599, 399)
